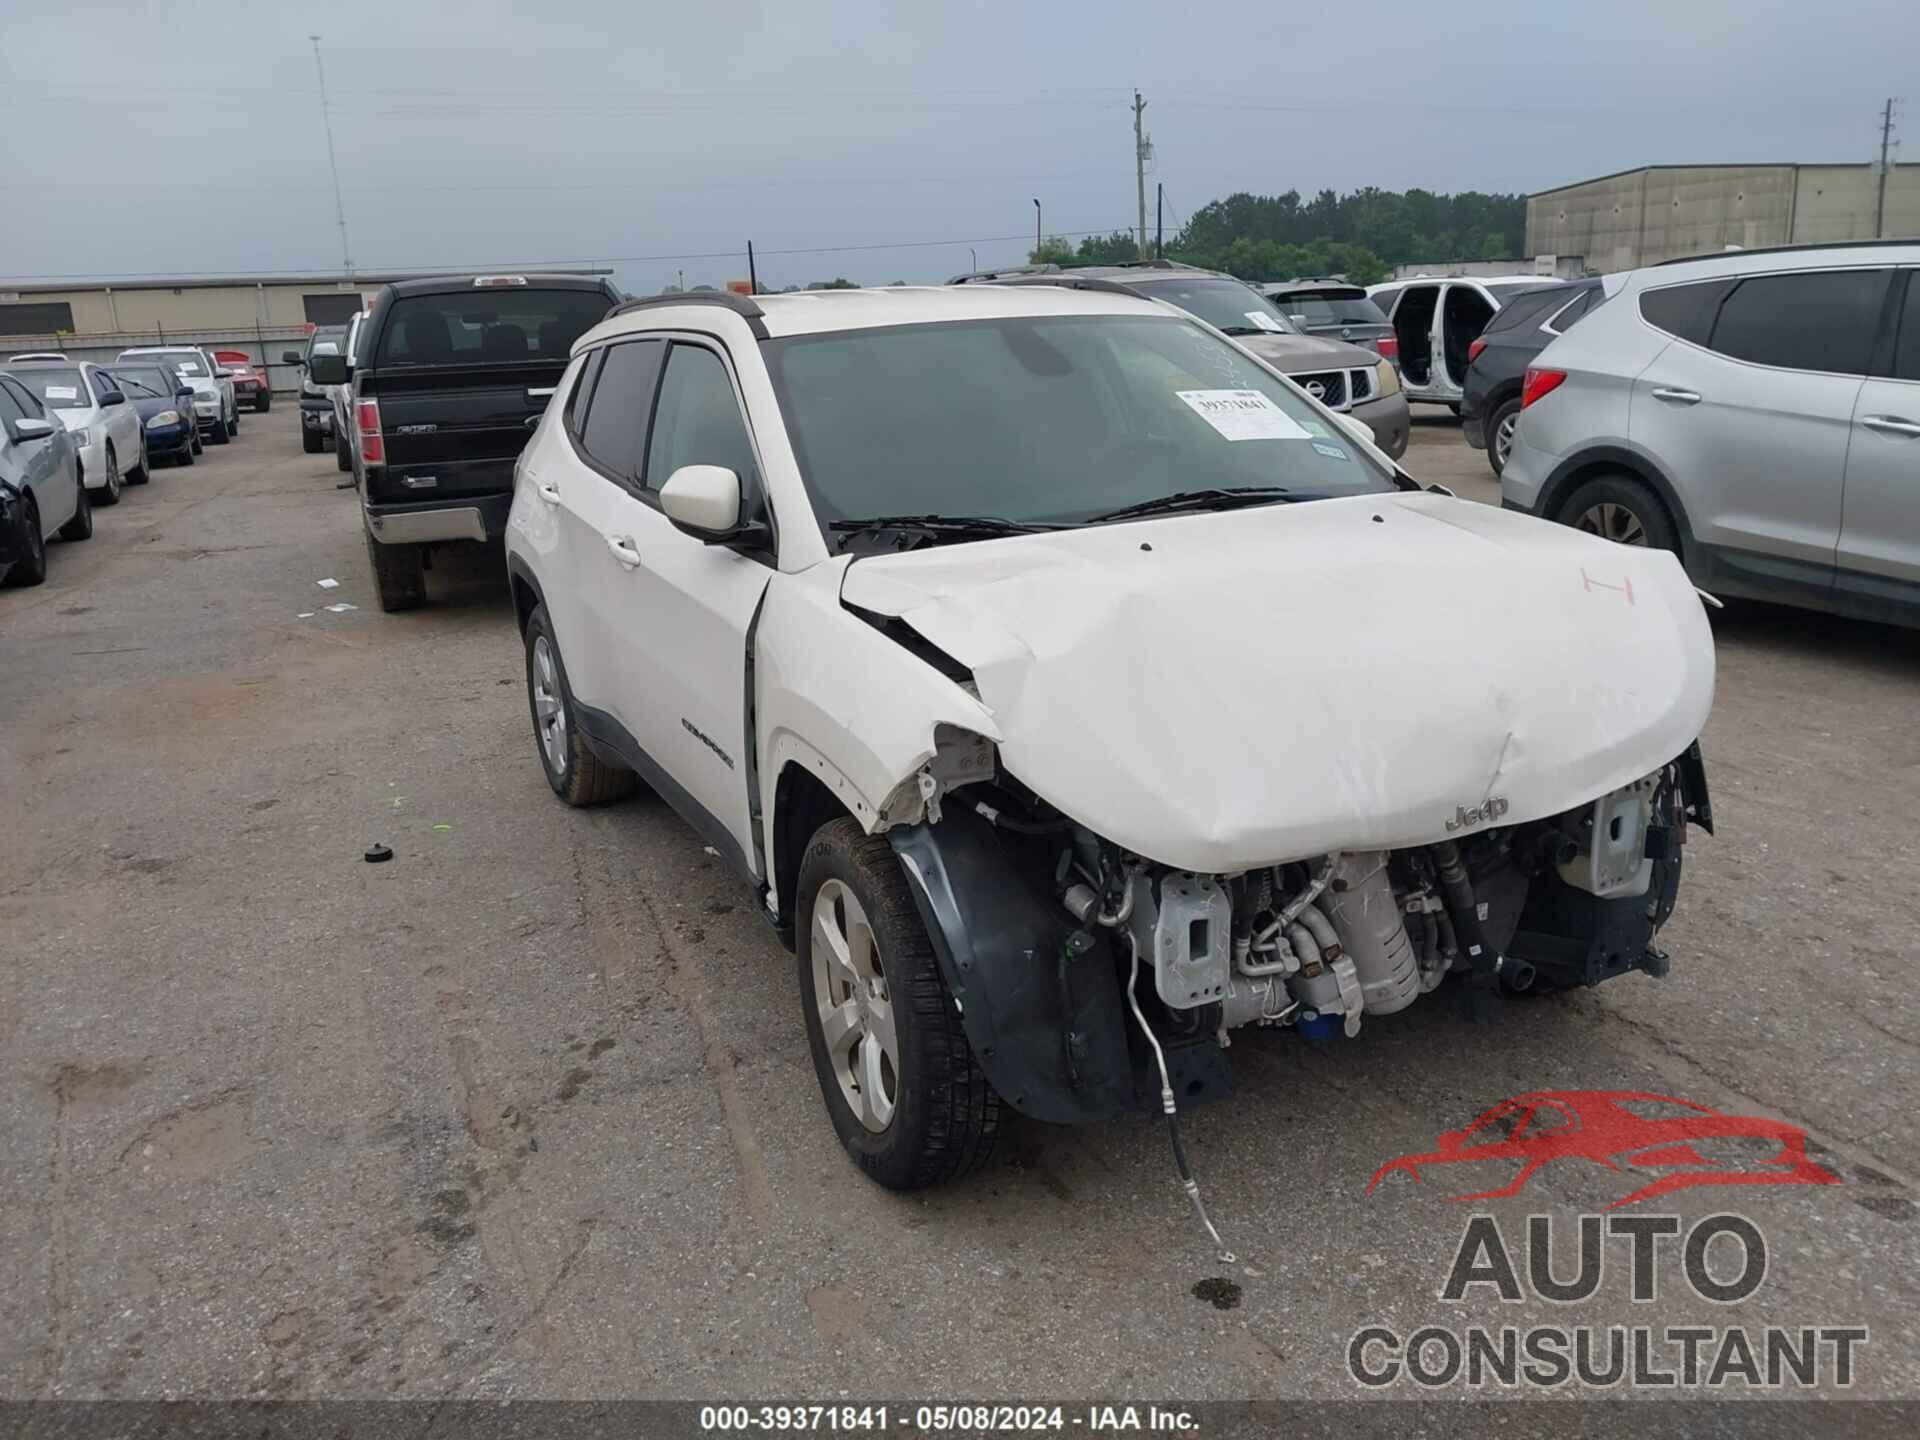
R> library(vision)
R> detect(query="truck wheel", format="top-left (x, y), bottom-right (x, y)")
top-left (798, 818), bottom-right (1001, 1190)
top-left (523, 605), bottom-right (637, 806)
top-left (1555, 473), bottom-right (1679, 554)
top-left (302, 425), bottom-right (323, 454)
top-left (335, 427), bottom-right (352, 472)
top-left (1486, 397), bottom-right (1522, 478)
top-left (365, 530), bottom-right (427, 612)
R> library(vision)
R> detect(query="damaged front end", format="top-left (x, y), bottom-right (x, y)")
top-left (889, 741), bottom-right (1712, 1125)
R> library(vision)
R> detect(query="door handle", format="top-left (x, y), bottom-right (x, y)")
top-left (526, 386), bottom-right (556, 401)
top-left (1650, 387), bottom-right (1702, 405)
top-left (605, 535), bottom-right (642, 568)
top-left (1860, 415), bottom-right (1920, 438)
top-left (533, 479), bottom-right (561, 504)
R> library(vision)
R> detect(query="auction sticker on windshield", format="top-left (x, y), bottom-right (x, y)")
top-left (1243, 311), bottom-right (1285, 331)
top-left (44, 386), bottom-right (78, 401)
top-left (1177, 388), bottom-right (1311, 442)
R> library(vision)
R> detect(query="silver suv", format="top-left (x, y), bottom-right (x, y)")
top-left (1502, 242), bottom-right (1920, 628)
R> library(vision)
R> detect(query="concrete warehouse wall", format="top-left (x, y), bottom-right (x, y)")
top-left (1527, 163), bottom-right (1920, 271)
top-left (0, 279), bottom-right (381, 337)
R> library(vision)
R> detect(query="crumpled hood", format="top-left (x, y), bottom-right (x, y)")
top-left (840, 494), bottom-right (1714, 872)
top-left (1237, 331), bottom-right (1379, 373)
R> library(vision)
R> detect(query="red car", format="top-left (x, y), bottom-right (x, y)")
top-left (1367, 1090), bottom-right (1838, 1210)
top-left (213, 350), bottom-right (272, 414)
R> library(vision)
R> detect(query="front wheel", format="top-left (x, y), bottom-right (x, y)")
top-left (209, 418), bottom-right (230, 446)
top-left (798, 818), bottom-right (1001, 1190)
top-left (128, 437), bottom-right (150, 484)
top-left (97, 446), bottom-right (122, 505)
top-left (1555, 473), bottom-right (1679, 554)
top-left (523, 604), bottom-right (637, 806)
top-left (302, 425), bottom-right (323, 454)
top-left (335, 427), bottom-right (352, 472)
top-left (3, 496), bottom-right (46, 586)
top-left (256, 394), bottom-right (272, 413)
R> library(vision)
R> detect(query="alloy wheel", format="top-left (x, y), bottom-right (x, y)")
top-left (1494, 411), bottom-right (1519, 469)
top-left (1573, 501), bottom-right (1647, 547)
top-left (810, 879), bottom-right (899, 1133)
top-left (531, 634), bottom-right (568, 773)
top-left (106, 448), bottom-right (121, 500)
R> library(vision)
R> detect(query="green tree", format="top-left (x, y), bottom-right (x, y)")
top-left (1029, 236), bottom-right (1077, 265)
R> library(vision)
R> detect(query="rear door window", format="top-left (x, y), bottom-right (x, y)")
top-left (576, 340), bottom-right (665, 485)
top-left (375, 288), bottom-right (613, 367)
top-left (644, 344), bottom-right (760, 494)
top-left (1705, 269), bottom-right (1889, 375)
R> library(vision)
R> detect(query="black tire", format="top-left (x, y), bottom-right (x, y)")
top-left (797, 818), bottom-right (1001, 1190)
top-left (523, 604), bottom-right (638, 806)
top-left (95, 448), bottom-right (121, 506)
top-left (229, 405), bottom-right (239, 434)
top-left (302, 425), bottom-right (323, 454)
top-left (209, 418), bottom-right (230, 446)
top-left (4, 496), bottom-right (46, 586)
top-left (1485, 396), bottom-right (1522, 478)
top-left (178, 440), bottom-right (195, 467)
top-left (58, 479), bottom-right (92, 542)
top-left (190, 428), bottom-right (203, 455)
top-left (128, 439), bottom-right (150, 485)
top-left (335, 427), bottom-right (352, 472)
top-left (256, 394), bottom-right (272, 413)
top-left (365, 529), bottom-right (427, 612)
top-left (1554, 473), bottom-right (1679, 554)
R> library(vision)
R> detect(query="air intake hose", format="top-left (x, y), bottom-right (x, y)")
top-left (1430, 841), bottom-right (1502, 1015)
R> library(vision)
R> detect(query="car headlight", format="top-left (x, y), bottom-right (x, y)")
top-left (147, 410), bottom-right (180, 428)
top-left (71, 427), bottom-right (90, 447)
top-left (1374, 358), bottom-right (1401, 398)
top-left (193, 393), bottom-right (216, 408)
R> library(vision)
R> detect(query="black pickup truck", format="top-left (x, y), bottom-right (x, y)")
top-left (308, 273), bottom-right (621, 610)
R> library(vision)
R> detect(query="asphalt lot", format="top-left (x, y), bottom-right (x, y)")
top-left (4, 404), bottom-right (1920, 1404)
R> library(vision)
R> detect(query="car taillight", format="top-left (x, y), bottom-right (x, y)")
top-left (1375, 334), bottom-right (1399, 361)
top-left (357, 399), bottom-right (384, 464)
top-left (1467, 337), bottom-right (1488, 365)
top-left (1521, 367), bottom-right (1567, 409)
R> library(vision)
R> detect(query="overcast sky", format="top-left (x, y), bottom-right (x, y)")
top-left (3, 0), bottom-right (1912, 292)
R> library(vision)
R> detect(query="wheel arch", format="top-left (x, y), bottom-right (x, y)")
top-left (770, 759), bottom-right (861, 948)
top-left (1536, 444), bottom-right (1696, 565)
top-left (504, 551), bottom-right (543, 636)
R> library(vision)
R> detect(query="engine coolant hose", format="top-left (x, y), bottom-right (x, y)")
top-left (1430, 840), bottom-right (1501, 991)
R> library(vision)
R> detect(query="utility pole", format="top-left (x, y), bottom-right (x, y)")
top-left (1874, 97), bottom-right (1901, 239)
top-left (1033, 198), bottom-right (1042, 257)
top-left (308, 35), bottom-right (353, 277)
top-left (1132, 90), bottom-right (1151, 257)
top-left (1156, 182), bottom-right (1164, 259)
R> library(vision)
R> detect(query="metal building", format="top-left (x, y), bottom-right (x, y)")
top-left (1527, 163), bottom-right (1920, 274)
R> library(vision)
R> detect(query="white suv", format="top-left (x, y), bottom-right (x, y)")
top-left (117, 345), bottom-right (239, 444)
top-left (506, 286), bottom-right (1715, 1191)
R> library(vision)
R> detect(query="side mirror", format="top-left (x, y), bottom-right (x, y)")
top-left (101, 389), bottom-right (127, 407)
top-left (658, 464), bottom-right (768, 548)
top-left (10, 417), bottom-right (54, 442)
top-left (281, 350), bottom-right (302, 365)
top-left (307, 352), bottom-right (348, 385)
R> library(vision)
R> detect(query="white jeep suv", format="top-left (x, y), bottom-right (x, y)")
top-left (505, 285), bottom-right (1716, 1193)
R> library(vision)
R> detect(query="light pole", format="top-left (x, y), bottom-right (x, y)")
top-left (969, 247), bottom-right (978, 273)
top-left (1033, 198), bottom-right (1042, 256)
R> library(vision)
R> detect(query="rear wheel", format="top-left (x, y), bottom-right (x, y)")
top-left (798, 818), bottom-right (1001, 1190)
top-left (1556, 473), bottom-right (1678, 554)
top-left (58, 479), bottom-right (93, 541)
top-left (364, 529), bottom-right (426, 612)
top-left (523, 604), bottom-right (637, 806)
top-left (3, 496), bottom-right (46, 586)
top-left (1486, 397), bottom-right (1522, 478)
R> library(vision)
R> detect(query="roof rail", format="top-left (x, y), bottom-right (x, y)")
top-left (1653, 238), bottom-right (1917, 267)
top-left (947, 264), bottom-right (1066, 284)
top-left (609, 289), bottom-right (769, 337)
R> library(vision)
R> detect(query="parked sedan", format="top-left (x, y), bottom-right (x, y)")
top-left (0, 372), bottom-right (90, 586)
top-left (104, 361), bottom-right (200, 467)
top-left (7, 360), bottom-right (146, 504)
top-left (117, 345), bottom-right (238, 443)
top-left (213, 349), bottom-right (272, 412)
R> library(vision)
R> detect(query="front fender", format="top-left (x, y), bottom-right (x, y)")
top-left (888, 809), bottom-right (1134, 1124)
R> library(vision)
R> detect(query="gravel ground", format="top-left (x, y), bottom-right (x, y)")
top-left (3, 409), bottom-right (1918, 1407)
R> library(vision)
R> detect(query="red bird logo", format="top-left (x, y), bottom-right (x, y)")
top-left (1367, 1090), bottom-right (1839, 1210)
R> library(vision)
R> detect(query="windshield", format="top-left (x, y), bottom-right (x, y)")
top-left (1271, 292), bottom-right (1388, 326)
top-left (132, 351), bottom-right (209, 378)
top-left (374, 288), bottom-right (611, 367)
top-left (763, 313), bottom-right (1394, 541)
top-left (1126, 278), bottom-right (1294, 336)
top-left (114, 367), bottom-right (178, 398)
top-left (14, 368), bottom-right (88, 407)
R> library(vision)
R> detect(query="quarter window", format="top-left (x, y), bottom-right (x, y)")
top-left (1637, 279), bottom-right (1733, 345)
top-left (0, 383), bottom-right (26, 427)
top-left (565, 348), bottom-right (606, 434)
top-left (576, 339), bottom-right (664, 483)
top-left (1706, 269), bottom-right (1888, 375)
top-left (644, 345), bottom-right (759, 494)
top-left (5, 379), bottom-right (45, 418)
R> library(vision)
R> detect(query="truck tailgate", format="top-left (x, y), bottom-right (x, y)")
top-left (372, 363), bottom-right (563, 499)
